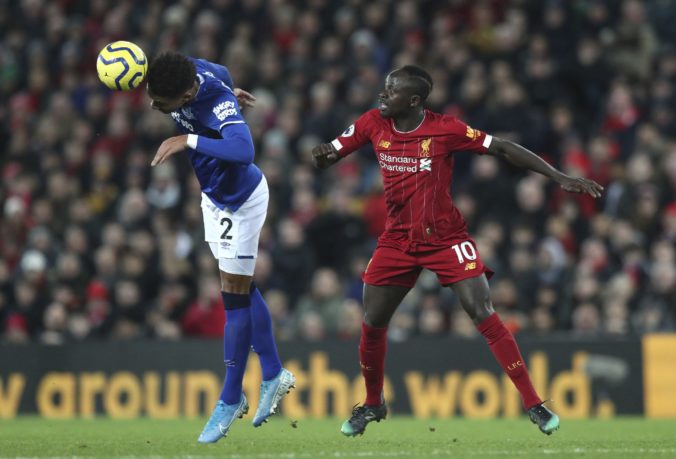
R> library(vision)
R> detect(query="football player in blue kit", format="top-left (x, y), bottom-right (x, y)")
top-left (146, 51), bottom-right (295, 443)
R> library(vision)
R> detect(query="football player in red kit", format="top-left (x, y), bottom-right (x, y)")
top-left (312, 66), bottom-right (603, 437)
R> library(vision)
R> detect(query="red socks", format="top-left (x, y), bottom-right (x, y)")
top-left (359, 322), bottom-right (388, 406)
top-left (359, 315), bottom-right (541, 410)
top-left (477, 313), bottom-right (542, 409)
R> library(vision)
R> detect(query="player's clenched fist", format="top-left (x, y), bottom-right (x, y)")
top-left (311, 143), bottom-right (340, 169)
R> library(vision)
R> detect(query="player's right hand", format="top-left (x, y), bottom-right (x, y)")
top-left (311, 143), bottom-right (340, 169)
top-left (152, 135), bottom-right (188, 166)
top-left (557, 175), bottom-right (604, 198)
top-left (234, 88), bottom-right (256, 108)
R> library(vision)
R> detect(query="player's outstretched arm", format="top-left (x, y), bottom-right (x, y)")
top-left (487, 137), bottom-right (604, 198)
top-left (311, 143), bottom-right (341, 170)
top-left (152, 124), bottom-right (255, 167)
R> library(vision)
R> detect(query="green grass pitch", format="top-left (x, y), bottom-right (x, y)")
top-left (2, 417), bottom-right (675, 458)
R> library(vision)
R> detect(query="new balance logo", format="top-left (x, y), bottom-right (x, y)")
top-left (420, 158), bottom-right (432, 172)
top-left (464, 262), bottom-right (477, 271)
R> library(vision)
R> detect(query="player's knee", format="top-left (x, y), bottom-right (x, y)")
top-left (462, 295), bottom-right (494, 324)
top-left (363, 309), bottom-right (389, 328)
top-left (221, 283), bottom-right (250, 295)
top-left (471, 299), bottom-right (494, 324)
top-left (220, 272), bottom-right (252, 295)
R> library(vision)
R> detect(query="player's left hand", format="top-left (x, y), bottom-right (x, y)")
top-left (234, 88), bottom-right (256, 108)
top-left (556, 175), bottom-right (604, 198)
top-left (152, 135), bottom-right (188, 166)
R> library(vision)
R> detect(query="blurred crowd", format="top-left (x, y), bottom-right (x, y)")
top-left (1, 0), bottom-right (675, 344)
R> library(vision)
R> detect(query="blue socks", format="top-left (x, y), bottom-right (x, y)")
top-left (219, 284), bottom-right (283, 404)
top-left (250, 283), bottom-right (283, 381)
top-left (220, 291), bottom-right (252, 405)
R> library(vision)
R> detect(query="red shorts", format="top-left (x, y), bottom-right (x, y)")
top-left (362, 238), bottom-right (494, 288)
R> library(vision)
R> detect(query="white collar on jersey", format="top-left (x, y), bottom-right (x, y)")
top-left (392, 111), bottom-right (426, 134)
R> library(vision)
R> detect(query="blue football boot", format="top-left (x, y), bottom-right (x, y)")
top-left (252, 368), bottom-right (296, 427)
top-left (197, 394), bottom-right (249, 443)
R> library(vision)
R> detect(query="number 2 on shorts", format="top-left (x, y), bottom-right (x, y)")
top-left (451, 241), bottom-right (477, 264)
top-left (220, 217), bottom-right (233, 240)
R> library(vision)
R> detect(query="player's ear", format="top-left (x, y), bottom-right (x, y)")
top-left (410, 94), bottom-right (422, 107)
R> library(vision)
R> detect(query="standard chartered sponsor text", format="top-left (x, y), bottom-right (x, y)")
top-left (379, 153), bottom-right (417, 163)
top-left (379, 153), bottom-right (418, 173)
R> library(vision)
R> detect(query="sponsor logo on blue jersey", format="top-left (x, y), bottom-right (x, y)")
top-left (181, 107), bottom-right (196, 120)
top-left (171, 111), bottom-right (194, 132)
top-left (213, 101), bottom-right (237, 121)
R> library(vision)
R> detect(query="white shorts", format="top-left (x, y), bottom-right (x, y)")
top-left (201, 177), bottom-right (268, 276)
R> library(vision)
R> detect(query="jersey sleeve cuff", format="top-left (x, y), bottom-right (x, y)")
top-left (331, 138), bottom-right (343, 151)
top-left (482, 134), bottom-right (493, 149)
top-left (187, 134), bottom-right (199, 149)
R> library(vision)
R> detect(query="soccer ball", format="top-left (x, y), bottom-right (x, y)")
top-left (96, 41), bottom-right (148, 91)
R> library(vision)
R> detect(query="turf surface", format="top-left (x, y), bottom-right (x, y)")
top-left (1, 417), bottom-right (675, 458)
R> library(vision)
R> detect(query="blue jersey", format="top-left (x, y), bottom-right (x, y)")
top-left (170, 58), bottom-right (262, 212)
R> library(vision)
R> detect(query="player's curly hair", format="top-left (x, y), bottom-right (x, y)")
top-left (147, 51), bottom-right (196, 99)
top-left (395, 65), bottom-right (434, 101)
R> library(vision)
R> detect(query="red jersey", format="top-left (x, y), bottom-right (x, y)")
top-left (332, 109), bottom-right (492, 247)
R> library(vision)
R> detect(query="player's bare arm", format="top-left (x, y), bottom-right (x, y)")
top-left (487, 137), bottom-right (604, 198)
top-left (152, 135), bottom-right (188, 166)
top-left (311, 143), bottom-right (341, 169)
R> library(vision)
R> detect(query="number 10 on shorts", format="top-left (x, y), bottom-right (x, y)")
top-left (451, 241), bottom-right (477, 264)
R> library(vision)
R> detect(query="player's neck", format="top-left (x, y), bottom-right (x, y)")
top-left (176, 82), bottom-right (200, 109)
top-left (186, 81), bottom-right (200, 103)
top-left (392, 109), bottom-right (425, 133)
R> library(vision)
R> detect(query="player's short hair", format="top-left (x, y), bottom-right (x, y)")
top-left (393, 65), bottom-right (434, 101)
top-left (147, 51), bottom-right (196, 99)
